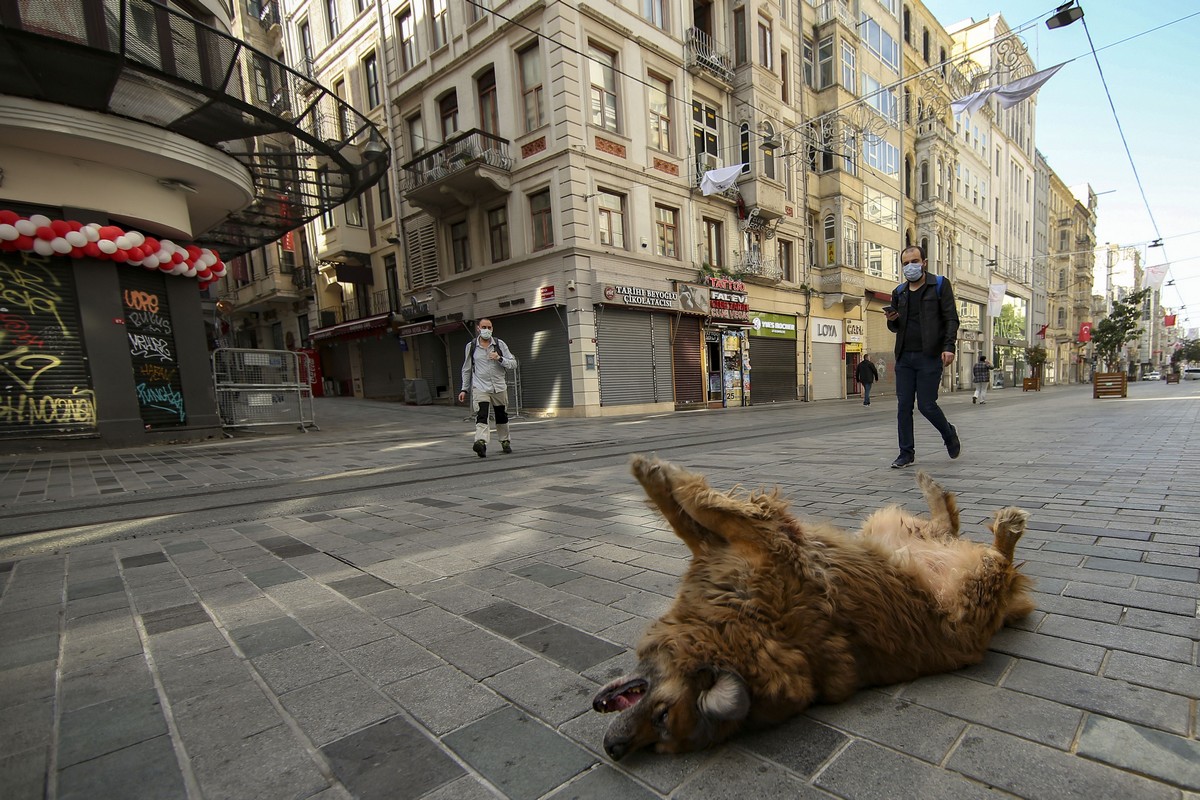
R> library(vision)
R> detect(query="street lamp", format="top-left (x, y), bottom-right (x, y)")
top-left (1046, 1), bottom-right (1084, 30)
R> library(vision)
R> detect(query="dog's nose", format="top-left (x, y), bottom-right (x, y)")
top-left (605, 740), bottom-right (628, 761)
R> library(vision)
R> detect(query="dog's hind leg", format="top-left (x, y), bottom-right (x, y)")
top-left (988, 507), bottom-right (1028, 562)
top-left (916, 471), bottom-right (960, 539)
top-left (631, 456), bottom-right (720, 555)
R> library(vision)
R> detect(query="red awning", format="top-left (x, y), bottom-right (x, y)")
top-left (310, 312), bottom-right (391, 341)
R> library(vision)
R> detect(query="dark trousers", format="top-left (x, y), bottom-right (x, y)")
top-left (862, 382), bottom-right (873, 403)
top-left (475, 402), bottom-right (508, 426)
top-left (895, 351), bottom-right (954, 458)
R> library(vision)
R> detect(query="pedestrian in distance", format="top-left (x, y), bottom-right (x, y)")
top-left (973, 354), bottom-right (993, 405)
top-left (884, 245), bottom-right (961, 469)
top-left (856, 354), bottom-right (880, 406)
top-left (458, 318), bottom-right (517, 457)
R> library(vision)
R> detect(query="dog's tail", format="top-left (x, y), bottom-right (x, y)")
top-left (916, 471), bottom-right (960, 539)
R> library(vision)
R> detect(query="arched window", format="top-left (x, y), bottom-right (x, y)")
top-left (762, 122), bottom-right (776, 181)
top-left (903, 88), bottom-right (911, 124)
top-left (823, 214), bottom-right (836, 265)
top-left (904, 156), bottom-right (912, 199)
top-left (740, 122), bottom-right (751, 174)
top-left (922, 29), bottom-right (930, 63)
top-left (919, 161), bottom-right (929, 201)
top-left (903, 6), bottom-right (911, 44)
top-left (843, 217), bottom-right (858, 268)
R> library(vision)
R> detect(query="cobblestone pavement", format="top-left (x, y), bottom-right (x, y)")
top-left (1, 382), bottom-right (1198, 799)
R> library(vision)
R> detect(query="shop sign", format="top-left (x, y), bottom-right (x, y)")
top-left (749, 311), bottom-right (796, 339)
top-left (603, 284), bottom-right (684, 311)
top-left (684, 280), bottom-right (748, 324)
top-left (540, 285), bottom-right (556, 302)
top-left (812, 318), bottom-right (843, 343)
top-left (958, 300), bottom-right (981, 331)
top-left (844, 319), bottom-right (864, 343)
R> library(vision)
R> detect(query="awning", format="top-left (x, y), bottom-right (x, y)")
top-left (335, 264), bottom-right (374, 284)
top-left (397, 321), bottom-right (434, 337)
top-left (310, 312), bottom-right (391, 341)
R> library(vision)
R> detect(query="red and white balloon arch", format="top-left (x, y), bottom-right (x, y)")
top-left (0, 210), bottom-right (227, 289)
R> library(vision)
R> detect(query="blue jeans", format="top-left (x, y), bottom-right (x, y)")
top-left (862, 382), bottom-right (873, 403)
top-left (895, 351), bottom-right (955, 459)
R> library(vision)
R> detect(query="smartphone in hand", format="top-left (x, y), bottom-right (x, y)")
top-left (882, 305), bottom-right (895, 314)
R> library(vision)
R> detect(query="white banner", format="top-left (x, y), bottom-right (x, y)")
top-left (1145, 263), bottom-right (1168, 290)
top-left (988, 283), bottom-right (1007, 317)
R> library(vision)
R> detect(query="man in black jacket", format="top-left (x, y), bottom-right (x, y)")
top-left (883, 245), bottom-right (960, 468)
top-left (855, 355), bottom-right (880, 406)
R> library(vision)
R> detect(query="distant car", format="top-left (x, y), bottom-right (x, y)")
top-left (1141, 371), bottom-right (1161, 381)
top-left (1184, 368), bottom-right (1200, 381)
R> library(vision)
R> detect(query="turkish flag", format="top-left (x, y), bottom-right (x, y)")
top-left (1164, 314), bottom-right (1177, 327)
top-left (1036, 324), bottom-right (1048, 339)
top-left (1078, 322), bottom-right (1092, 342)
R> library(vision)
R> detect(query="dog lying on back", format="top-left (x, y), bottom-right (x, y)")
top-left (593, 456), bottom-right (1034, 760)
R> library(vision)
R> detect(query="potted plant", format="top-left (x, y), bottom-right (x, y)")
top-left (1024, 344), bottom-right (1047, 391)
top-left (1090, 288), bottom-right (1149, 399)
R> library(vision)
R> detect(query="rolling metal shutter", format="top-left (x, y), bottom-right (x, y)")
top-left (748, 337), bottom-right (797, 403)
top-left (360, 335), bottom-right (407, 398)
top-left (488, 309), bottom-right (573, 411)
top-left (597, 308), bottom-right (673, 405)
top-left (0, 256), bottom-right (95, 439)
top-left (671, 315), bottom-right (704, 406)
top-left (120, 268), bottom-right (186, 428)
top-left (865, 310), bottom-right (895, 394)
top-left (810, 342), bottom-right (843, 401)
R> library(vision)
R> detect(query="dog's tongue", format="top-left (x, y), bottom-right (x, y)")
top-left (610, 687), bottom-right (644, 711)
top-left (594, 677), bottom-right (648, 712)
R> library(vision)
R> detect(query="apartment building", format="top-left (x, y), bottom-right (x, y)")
top-left (0, 0), bottom-right (382, 446)
top-left (1041, 159), bottom-right (1096, 384)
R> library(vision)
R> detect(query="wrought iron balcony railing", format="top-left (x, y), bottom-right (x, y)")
top-left (401, 129), bottom-right (512, 192)
top-left (684, 28), bottom-right (734, 83)
top-left (0, 0), bottom-right (389, 258)
top-left (734, 253), bottom-right (782, 282)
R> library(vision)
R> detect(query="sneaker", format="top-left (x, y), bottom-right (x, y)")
top-left (891, 456), bottom-right (914, 469)
top-left (863, 401), bottom-right (869, 406)
top-left (501, 440), bottom-right (512, 454)
top-left (473, 440), bottom-right (487, 458)
top-left (972, 396), bottom-right (977, 404)
top-left (946, 426), bottom-right (961, 459)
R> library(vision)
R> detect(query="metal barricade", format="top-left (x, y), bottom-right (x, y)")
top-left (212, 348), bottom-right (318, 433)
top-left (462, 363), bottom-right (522, 423)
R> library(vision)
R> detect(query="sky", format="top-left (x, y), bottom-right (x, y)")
top-left (922, 1), bottom-right (1200, 336)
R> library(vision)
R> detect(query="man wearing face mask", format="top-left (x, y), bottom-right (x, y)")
top-left (458, 318), bottom-right (517, 457)
top-left (883, 245), bottom-right (960, 469)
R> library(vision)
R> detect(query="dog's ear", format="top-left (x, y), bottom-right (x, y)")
top-left (695, 668), bottom-right (749, 721)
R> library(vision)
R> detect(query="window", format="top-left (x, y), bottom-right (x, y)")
top-left (1058, 269), bottom-right (1067, 290)
top-left (919, 160), bottom-right (929, 201)
top-left (333, 79), bottom-right (350, 139)
top-left (354, 0), bottom-right (366, 13)
top-left (518, 44), bottom-right (545, 132)
top-left (739, 123), bottom-right (750, 174)
top-left (643, 0), bottom-right (667, 30)
top-left (477, 68), bottom-right (499, 134)
top-left (703, 218), bottom-right (723, 267)
top-left (904, 155), bottom-right (912, 198)
top-left (865, 241), bottom-right (897, 280)
top-left (778, 238), bottom-right (793, 282)
top-left (733, 8), bottom-right (746, 65)
top-left (439, 91), bottom-right (458, 139)
top-left (758, 17), bottom-right (772, 70)
top-left (862, 74), bottom-right (897, 126)
top-left (384, 254), bottom-right (400, 310)
top-left (780, 51), bottom-right (789, 102)
top-left (840, 41), bottom-right (855, 92)
top-left (298, 21), bottom-right (314, 72)
top-left (405, 219), bottom-right (439, 287)
top-left (345, 195), bottom-right (363, 227)
top-left (648, 75), bottom-right (671, 151)
top-left (530, 190), bottom-right (553, 250)
top-left (860, 14), bottom-right (900, 72)
top-left (317, 168), bottom-right (333, 228)
top-left (377, 171), bottom-right (392, 220)
top-left (326, 0), bottom-right (339, 38)
top-left (762, 123), bottom-right (776, 181)
top-left (597, 190), bottom-right (626, 248)
top-left (468, 0), bottom-right (489, 23)
top-left (864, 187), bottom-right (898, 230)
top-left (1057, 306), bottom-right (1067, 326)
top-left (655, 204), bottom-right (679, 258)
top-left (862, 139), bottom-right (899, 177)
top-left (817, 36), bottom-right (834, 88)
top-left (362, 52), bottom-right (379, 107)
top-left (903, 6), bottom-right (910, 43)
top-left (823, 215), bottom-right (836, 265)
top-left (692, 100), bottom-right (719, 171)
top-left (589, 45), bottom-right (619, 132)
top-left (397, 8), bottom-right (415, 71)
top-left (802, 37), bottom-right (814, 87)
top-left (488, 205), bottom-right (509, 262)
top-left (843, 217), bottom-right (858, 268)
top-left (407, 113), bottom-right (425, 157)
top-left (922, 29), bottom-right (929, 63)
top-left (429, 0), bottom-right (447, 50)
top-left (451, 220), bottom-right (470, 273)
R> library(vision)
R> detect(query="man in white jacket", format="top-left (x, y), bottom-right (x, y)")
top-left (458, 318), bottom-right (517, 457)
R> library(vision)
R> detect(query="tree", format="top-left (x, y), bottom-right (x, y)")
top-left (1091, 289), bottom-right (1150, 372)
top-left (1025, 344), bottom-right (1048, 385)
top-left (1169, 339), bottom-right (1200, 369)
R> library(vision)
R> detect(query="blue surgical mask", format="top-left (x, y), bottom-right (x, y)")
top-left (902, 263), bottom-right (924, 283)
top-left (479, 329), bottom-right (493, 340)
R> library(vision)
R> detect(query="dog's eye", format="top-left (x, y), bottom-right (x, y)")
top-left (653, 706), bottom-right (669, 729)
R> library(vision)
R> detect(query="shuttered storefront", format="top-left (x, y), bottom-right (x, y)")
top-left (448, 308), bottom-right (572, 412)
top-left (596, 307), bottom-right (673, 406)
top-left (671, 315), bottom-right (704, 407)
top-left (748, 337), bottom-right (797, 403)
top-left (811, 342), bottom-right (843, 400)
top-left (119, 268), bottom-right (186, 429)
top-left (361, 336), bottom-right (407, 399)
top-left (0, 255), bottom-right (95, 439)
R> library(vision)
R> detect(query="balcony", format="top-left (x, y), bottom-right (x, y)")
top-left (402, 129), bottom-right (512, 214)
top-left (316, 221), bottom-right (371, 265)
top-left (737, 179), bottom-right (787, 221)
top-left (816, 1), bottom-right (856, 29)
top-left (685, 28), bottom-right (734, 84)
top-left (734, 252), bottom-right (782, 284)
top-left (0, 0), bottom-right (389, 258)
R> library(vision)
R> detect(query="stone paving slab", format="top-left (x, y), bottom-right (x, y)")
top-left (1, 385), bottom-right (1198, 798)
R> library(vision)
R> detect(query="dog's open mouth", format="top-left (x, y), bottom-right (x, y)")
top-left (592, 677), bottom-right (648, 713)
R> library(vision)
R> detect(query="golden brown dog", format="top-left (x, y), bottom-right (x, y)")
top-left (592, 456), bottom-right (1034, 760)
